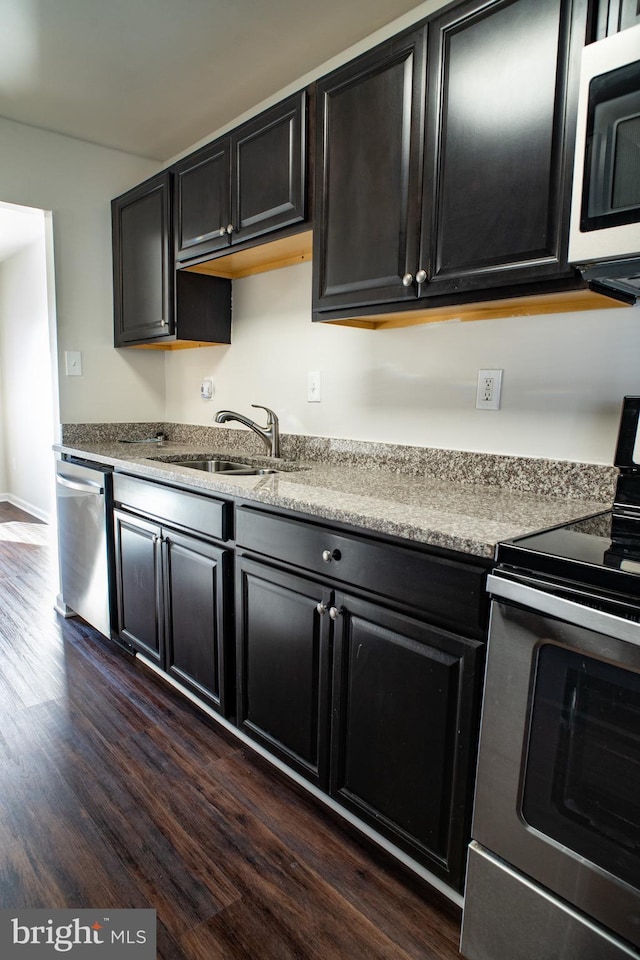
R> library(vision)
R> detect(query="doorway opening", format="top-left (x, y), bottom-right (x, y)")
top-left (0, 200), bottom-right (59, 529)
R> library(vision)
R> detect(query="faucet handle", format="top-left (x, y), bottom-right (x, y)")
top-left (251, 404), bottom-right (280, 458)
top-left (251, 404), bottom-right (278, 424)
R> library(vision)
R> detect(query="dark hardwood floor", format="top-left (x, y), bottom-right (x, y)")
top-left (0, 503), bottom-right (463, 959)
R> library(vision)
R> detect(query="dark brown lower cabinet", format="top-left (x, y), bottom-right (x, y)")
top-left (113, 509), bottom-right (163, 664)
top-left (235, 536), bottom-right (486, 892)
top-left (163, 529), bottom-right (229, 710)
top-left (330, 592), bottom-right (483, 891)
top-left (235, 556), bottom-right (332, 788)
top-left (113, 507), bottom-right (231, 715)
top-left (112, 487), bottom-right (487, 893)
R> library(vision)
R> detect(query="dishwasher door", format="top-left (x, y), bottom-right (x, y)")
top-left (56, 459), bottom-right (112, 638)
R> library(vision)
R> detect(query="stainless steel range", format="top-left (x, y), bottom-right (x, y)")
top-left (461, 397), bottom-right (640, 960)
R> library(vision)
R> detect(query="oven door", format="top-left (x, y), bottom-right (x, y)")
top-left (472, 574), bottom-right (640, 950)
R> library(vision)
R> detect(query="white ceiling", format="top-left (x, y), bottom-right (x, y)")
top-left (0, 0), bottom-right (424, 161)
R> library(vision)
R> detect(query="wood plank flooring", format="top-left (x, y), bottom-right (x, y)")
top-left (0, 503), bottom-right (463, 959)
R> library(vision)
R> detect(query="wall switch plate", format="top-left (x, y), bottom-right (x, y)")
top-left (308, 370), bottom-right (322, 402)
top-left (200, 378), bottom-right (214, 400)
top-left (65, 351), bottom-right (82, 376)
top-left (476, 369), bottom-right (502, 410)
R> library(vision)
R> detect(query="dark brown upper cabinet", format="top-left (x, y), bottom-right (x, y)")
top-left (312, 27), bottom-right (427, 314)
top-left (112, 170), bottom-right (231, 348)
top-left (174, 90), bottom-right (308, 265)
top-left (313, 0), bottom-right (592, 323)
top-left (112, 171), bottom-right (173, 345)
top-left (420, 0), bottom-right (588, 300)
top-left (174, 139), bottom-right (231, 262)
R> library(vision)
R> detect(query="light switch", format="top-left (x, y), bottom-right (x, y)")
top-left (200, 379), bottom-right (214, 400)
top-left (65, 351), bottom-right (82, 376)
top-left (308, 370), bottom-right (322, 402)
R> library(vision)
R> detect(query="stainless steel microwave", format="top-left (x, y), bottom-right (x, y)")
top-left (569, 24), bottom-right (640, 302)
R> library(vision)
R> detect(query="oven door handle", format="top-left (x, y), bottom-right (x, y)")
top-left (487, 573), bottom-right (640, 647)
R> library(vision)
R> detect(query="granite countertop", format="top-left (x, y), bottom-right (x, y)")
top-left (55, 434), bottom-right (613, 559)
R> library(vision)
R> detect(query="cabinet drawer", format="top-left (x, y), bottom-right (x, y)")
top-left (113, 474), bottom-right (231, 541)
top-left (236, 506), bottom-right (487, 636)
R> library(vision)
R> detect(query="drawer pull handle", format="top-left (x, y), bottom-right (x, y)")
top-left (322, 549), bottom-right (341, 563)
top-left (329, 606), bottom-right (342, 621)
top-left (316, 602), bottom-right (327, 616)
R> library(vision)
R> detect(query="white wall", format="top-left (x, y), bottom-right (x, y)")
top-left (165, 263), bottom-right (640, 465)
top-left (0, 354), bottom-right (6, 495)
top-left (0, 235), bottom-right (53, 517)
top-left (0, 115), bottom-right (163, 431)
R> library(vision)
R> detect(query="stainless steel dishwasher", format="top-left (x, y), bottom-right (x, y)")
top-left (55, 458), bottom-right (112, 638)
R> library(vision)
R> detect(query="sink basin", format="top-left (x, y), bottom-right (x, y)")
top-left (171, 459), bottom-right (276, 476)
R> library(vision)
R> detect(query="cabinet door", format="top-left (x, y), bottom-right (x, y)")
top-left (231, 91), bottom-right (307, 245)
top-left (113, 509), bottom-right (163, 663)
top-left (330, 593), bottom-right (483, 891)
top-left (163, 530), bottom-right (231, 715)
top-left (422, 0), bottom-right (586, 298)
top-left (112, 171), bottom-right (174, 345)
top-left (235, 556), bottom-right (332, 787)
top-left (174, 137), bottom-right (231, 262)
top-left (313, 25), bottom-right (427, 313)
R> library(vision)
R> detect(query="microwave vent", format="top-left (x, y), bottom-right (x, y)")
top-left (579, 257), bottom-right (640, 303)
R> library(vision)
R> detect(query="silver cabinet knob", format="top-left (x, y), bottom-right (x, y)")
top-left (226, 224), bottom-right (234, 234)
top-left (329, 606), bottom-right (342, 620)
top-left (416, 269), bottom-right (427, 284)
top-left (402, 273), bottom-right (413, 287)
top-left (218, 227), bottom-right (226, 237)
top-left (322, 549), bottom-right (341, 562)
top-left (160, 319), bottom-right (168, 327)
top-left (316, 602), bottom-right (327, 615)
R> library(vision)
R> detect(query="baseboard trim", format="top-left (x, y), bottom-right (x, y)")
top-left (54, 594), bottom-right (76, 619)
top-left (5, 495), bottom-right (50, 524)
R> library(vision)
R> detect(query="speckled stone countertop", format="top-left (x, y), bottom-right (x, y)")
top-left (55, 424), bottom-right (617, 559)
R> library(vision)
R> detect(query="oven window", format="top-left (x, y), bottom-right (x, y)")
top-left (522, 644), bottom-right (640, 889)
top-left (582, 60), bottom-right (640, 231)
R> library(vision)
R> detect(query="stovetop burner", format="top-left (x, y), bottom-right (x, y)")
top-left (497, 398), bottom-right (640, 614)
top-left (497, 510), bottom-right (640, 611)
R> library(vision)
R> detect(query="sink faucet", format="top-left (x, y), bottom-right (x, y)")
top-left (214, 404), bottom-right (280, 458)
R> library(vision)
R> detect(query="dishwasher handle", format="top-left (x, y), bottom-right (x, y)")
top-left (56, 473), bottom-right (104, 495)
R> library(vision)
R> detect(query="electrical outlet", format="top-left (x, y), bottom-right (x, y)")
top-left (476, 369), bottom-right (503, 410)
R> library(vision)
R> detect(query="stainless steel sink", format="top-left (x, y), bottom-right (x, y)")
top-left (171, 459), bottom-right (276, 476)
